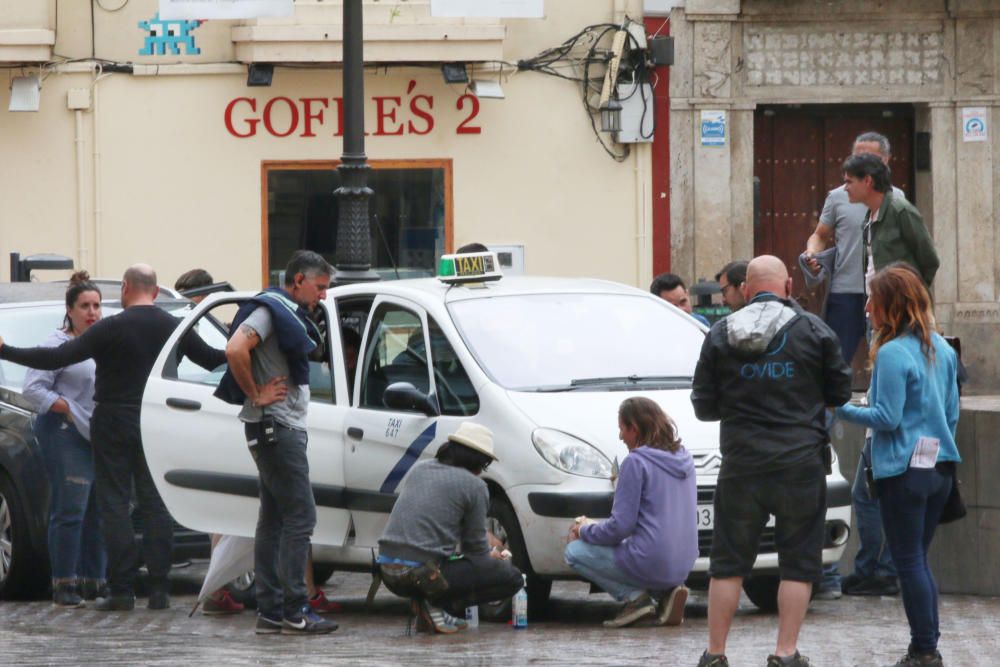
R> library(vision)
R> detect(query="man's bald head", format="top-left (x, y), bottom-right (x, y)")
top-left (123, 263), bottom-right (158, 292)
top-left (744, 255), bottom-right (792, 300)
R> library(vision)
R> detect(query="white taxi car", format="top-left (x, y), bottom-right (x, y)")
top-left (140, 254), bottom-right (851, 613)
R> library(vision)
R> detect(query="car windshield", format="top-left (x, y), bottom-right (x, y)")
top-left (448, 293), bottom-right (705, 391)
top-left (0, 300), bottom-right (201, 391)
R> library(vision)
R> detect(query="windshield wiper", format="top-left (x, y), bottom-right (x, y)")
top-left (569, 375), bottom-right (692, 387)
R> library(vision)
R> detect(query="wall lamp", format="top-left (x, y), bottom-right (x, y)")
top-left (9, 75), bottom-right (41, 112)
top-left (600, 98), bottom-right (622, 133)
top-left (247, 63), bottom-right (274, 87)
top-left (441, 63), bottom-right (468, 84)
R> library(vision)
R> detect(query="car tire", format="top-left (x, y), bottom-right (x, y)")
top-left (742, 574), bottom-right (780, 612)
top-left (224, 570), bottom-right (257, 609)
top-left (480, 495), bottom-right (552, 622)
top-left (0, 471), bottom-right (48, 599)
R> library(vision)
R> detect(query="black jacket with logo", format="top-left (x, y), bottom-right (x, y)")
top-left (691, 293), bottom-right (852, 479)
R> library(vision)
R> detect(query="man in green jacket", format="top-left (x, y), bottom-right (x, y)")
top-left (842, 153), bottom-right (939, 288)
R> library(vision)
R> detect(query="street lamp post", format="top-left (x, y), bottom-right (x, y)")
top-left (333, 0), bottom-right (380, 285)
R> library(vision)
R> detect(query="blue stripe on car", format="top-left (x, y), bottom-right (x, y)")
top-left (379, 422), bottom-right (437, 494)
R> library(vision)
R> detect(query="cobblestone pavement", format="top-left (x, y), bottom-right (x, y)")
top-left (2, 564), bottom-right (998, 666)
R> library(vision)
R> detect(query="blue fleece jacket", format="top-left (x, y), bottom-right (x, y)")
top-left (837, 332), bottom-right (960, 479)
top-left (580, 445), bottom-right (698, 590)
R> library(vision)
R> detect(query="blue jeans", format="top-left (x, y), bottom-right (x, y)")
top-left (851, 439), bottom-right (896, 578)
top-left (36, 414), bottom-right (106, 581)
top-left (825, 292), bottom-right (866, 365)
top-left (564, 539), bottom-right (646, 603)
top-left (878, 466), bottom-right (951, 653)
top-left (248, 422), bottom-right (316, 619)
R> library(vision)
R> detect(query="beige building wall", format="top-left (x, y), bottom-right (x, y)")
top-left (668, 0), bottom-right (1000, 393)
top-left (0, 0), bottom-right (653, 293)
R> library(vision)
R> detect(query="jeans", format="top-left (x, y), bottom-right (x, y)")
top-left (564, 539), bottom-right (647, 602)
top-left (851, 439), bottom-right (896, 578)
top-left (825, 292), bottom-right (866, 365)
top-left (878, 466), bottom-right (952, 653)
top-left (382, 554), bottom-right (523, 613)
top-left (248, 422), bottom-right (316, 619)
top-left (91, 405), bottom-right (173, 595)
top-left (36, 414), bottom-right (106, 581)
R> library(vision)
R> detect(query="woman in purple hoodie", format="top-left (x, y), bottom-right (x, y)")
top-left (565, 397), bottom-right (699, 628)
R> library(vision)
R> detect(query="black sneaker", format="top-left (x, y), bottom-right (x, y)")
top-left (844, 575), bottom-right (899, 596)
top-left (255, 612), bottom-right (283, 635)
top-left (148, 589), bottom-right (170, 610)
top-left (80, 579), bottom-right (105, 601)
top-left (602, 592), bottom-right (657, 628)
top-left (94, 593), bottom-right (136, 612)
top-left (766, 651), bottom-right (811, 666)
top-left (282, 604), bottom-right (338, 635)
top-left (52, 582), bottom-right (84, 608)
top-left (697, 651), bottom-right (729, 667)
top-left (883, 649), bottom-right (944, 667)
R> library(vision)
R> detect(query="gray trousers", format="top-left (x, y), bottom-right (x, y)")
top-left (246, 422), bottom-right (317, 619)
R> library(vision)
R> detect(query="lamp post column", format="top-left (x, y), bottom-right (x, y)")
top-left (333, 0), bottom-right (380, 284)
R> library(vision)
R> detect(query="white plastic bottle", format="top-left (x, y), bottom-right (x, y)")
top-left (465, 604), bottom-right (479, 628)
top-left (512, 574), bottom-right (528, 628)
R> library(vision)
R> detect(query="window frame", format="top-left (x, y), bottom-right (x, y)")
top-left (260, 159), bottom-right (454, 285)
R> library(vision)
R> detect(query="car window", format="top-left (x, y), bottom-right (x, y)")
top-left (427, 317), bottom-right (478, 416)
top-left (170, 305), bottom-right (230, 386)
top-left (308, 306), bottom-right (334, 404)
top-left (336, 296), bottom-right (374, 404)
top-left (0, 305), bottom-right (66, 389)
top-left (360, 303), bottom-right (429, 410)
top-left (448, 293), bottom-right (704, 391)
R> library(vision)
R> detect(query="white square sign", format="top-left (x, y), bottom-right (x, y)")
top-left (160, 0), bottom-right (293, 20)
top-left (431, 0), bottom-right (543, 18)
top-left (962, 107), bottom-right (988, 143)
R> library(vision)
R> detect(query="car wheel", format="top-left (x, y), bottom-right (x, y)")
top-left (224, 570), bottom-right (257, 609)
top-left (742, 574), bottom-right (780, 612)
top-left (480, 495), bottom-right (552, 622)
top-left (311, 562), bottom-right (336, 587)
top-left (0, 471), bottom-right (47, 599)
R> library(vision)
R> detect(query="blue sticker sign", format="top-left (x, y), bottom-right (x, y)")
top-left (138, 13), bottom-right (202, 56)
top-left (962, 107), bottom-right (988, 143)
top-left (700, 110), bottom-right (727, 147)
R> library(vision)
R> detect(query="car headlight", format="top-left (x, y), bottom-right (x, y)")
top-left (531, 428), bottom-right (613, 479)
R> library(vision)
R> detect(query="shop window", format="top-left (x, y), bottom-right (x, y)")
top-left (264, 161), bottom-right (451, 285)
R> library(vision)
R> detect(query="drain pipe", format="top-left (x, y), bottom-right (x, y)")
top-left (73, 108), bottom-right (88, 270)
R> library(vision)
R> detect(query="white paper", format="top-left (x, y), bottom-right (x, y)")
top-left (962, 107), bottom-right (988, 143)
top-left (432, 0), bottom-right (543, 18)
top-left (700, 110), bottom-right (726, 147)
top-left (160, 0), bottom-right (293, 20)
top-left (909, 436), bottom-right (940, 469)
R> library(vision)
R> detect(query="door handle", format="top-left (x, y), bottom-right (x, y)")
top-left (347, 427), bottom-right (364, 440)
top-left (166, 397), bottom-right (202, 411)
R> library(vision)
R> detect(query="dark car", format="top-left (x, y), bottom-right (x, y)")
top-left (0, 282), bottom-right (212, 598)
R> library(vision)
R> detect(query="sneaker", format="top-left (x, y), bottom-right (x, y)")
top-left (52, 582), bottom-right (84, 608)
top-left (148, 588), bottom-right (171, 610)
top-left (814, 586), bottom-right (843, 601)
top-left (256, 612), bottom-right (283, 635)
top-left (844, 574), bottom-right (899, 596)
top-left (443, 609), bottom-right (468, 630)
top-left (93, 593), bottom-right (135, 612)
top-left (602, 592), bottom-right (657, 628)
top-left (766, 651), bottom-right (811, 667)
top-left (282, 604), bottom-right (338, 635)
top-left (204, 590), bottom-right (245, 616)
top-left (309, 588), bottom-right (342, 614)
top-left (656, 585), bottom-right (689, 626)
top-left (80, 579), bottom-right (105, 601)
top-left (697, 651), bottom-right (730, 667)
top-left (883, 649), bottom-right (944, 667)
top-left (412, 599), bottom-right (463, 634)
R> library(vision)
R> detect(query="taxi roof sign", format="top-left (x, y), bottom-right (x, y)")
top-left (438, 252), bottom-right (503, 284)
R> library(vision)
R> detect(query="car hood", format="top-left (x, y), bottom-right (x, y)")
top-left (504, 388), bottom-right (720, 463)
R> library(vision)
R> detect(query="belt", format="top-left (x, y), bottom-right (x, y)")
top-left (376, 555), bottom-right (423, 568)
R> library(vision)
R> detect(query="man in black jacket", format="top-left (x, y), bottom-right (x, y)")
top-left (0, 264), bottom-right (225, 611)
top-left (691, 255), bottom-right (852, 667)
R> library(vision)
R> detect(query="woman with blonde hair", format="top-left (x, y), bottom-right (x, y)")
top-left (837, 265), bottom-right (960, 667)
top-left (565, 396), bottom-right (698, 628)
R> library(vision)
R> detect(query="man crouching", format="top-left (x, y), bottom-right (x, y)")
top-left (377, 423), bottom-right (523, 633)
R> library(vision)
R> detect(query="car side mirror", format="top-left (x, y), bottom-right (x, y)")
top-left (383, 382), bottom-right (440, 416)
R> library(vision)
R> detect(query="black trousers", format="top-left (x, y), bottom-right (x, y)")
top-left (383, 554), bottom-right (523, 612)
top-left (91, 405), bottom-right (173, 595)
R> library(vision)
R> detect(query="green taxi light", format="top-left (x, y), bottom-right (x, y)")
top-left (437, 252), bottom-right (503, 284)
top-left (438, 257), bottom-right (457, 277)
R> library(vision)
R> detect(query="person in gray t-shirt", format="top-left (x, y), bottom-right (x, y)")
top-left (224, 250), bottom-right (337, 635)
top-left (377, 423), bottom-right (523, 634)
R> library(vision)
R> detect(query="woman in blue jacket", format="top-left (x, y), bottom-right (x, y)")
top-left (837, 266), bottom-right (960, 667)
top-left (565, 397), bottom-right (698, 628)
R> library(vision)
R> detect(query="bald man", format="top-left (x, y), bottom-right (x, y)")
top-left (0, 264), bottom-right (225, 611)
top-left (690, 256), bottom-right (852, 667)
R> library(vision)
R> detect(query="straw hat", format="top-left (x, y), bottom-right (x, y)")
top-left (447, 422), bottom-right (498, 461)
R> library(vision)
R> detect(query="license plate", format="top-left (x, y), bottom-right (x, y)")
top-left (696, 505), bottom-right (714, 529)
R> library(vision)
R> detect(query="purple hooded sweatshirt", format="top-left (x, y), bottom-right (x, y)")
top-left (580, 445), bottom-right (698, 590)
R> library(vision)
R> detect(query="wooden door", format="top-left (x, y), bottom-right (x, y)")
top-left (753, 105), bottom-right (915, 312)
